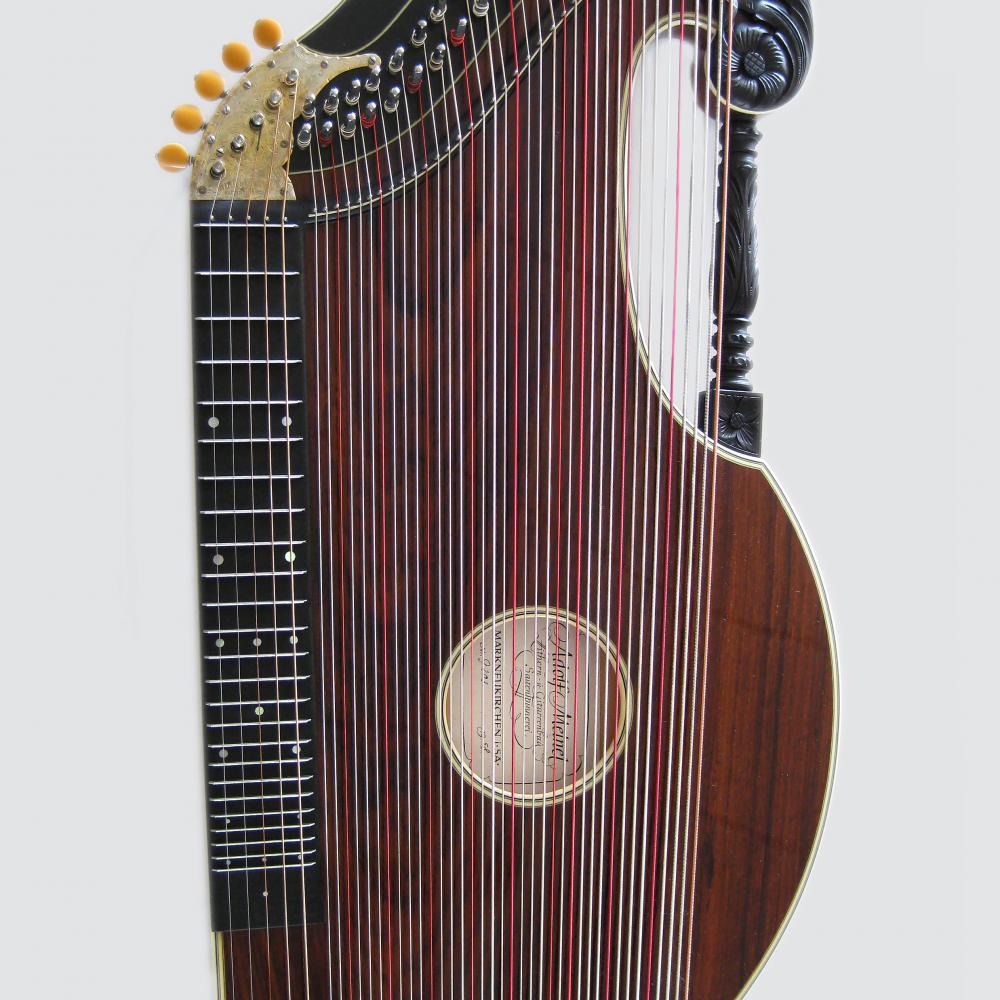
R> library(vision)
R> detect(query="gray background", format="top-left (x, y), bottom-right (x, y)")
top-left (2, 0), bottom-right (995, 996)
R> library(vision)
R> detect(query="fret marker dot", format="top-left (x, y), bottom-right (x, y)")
top-left (213, 554), bottom-right (224, 566)
top-left (255, 706), bottom-right (264, 716)
top-left (285, 551), bottom-right (296, 562)
top-left (208, 416), bottom-right (220, 429)
top-left (291, 744), bottom-right (300, 755)
top-left (262, 891), bottom-right (268, 898)
top-left (219, 749), bottom-right (228, 759)
top-left (253, 637), bottom-right (262, 647)
top-left (281, 416), bottom-right (292, 427)
top-left (215, 638), bottom-right (225, 648)
top-left (289, 634), bottom-right (299, 645)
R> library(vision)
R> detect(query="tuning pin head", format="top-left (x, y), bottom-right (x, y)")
top-left (156, 142), bottom-right (191, 172)
top-left (171, 104), bottom-right (204, 134)
top-left (222, 42), bottom-right (252, 73)
top-left (253, 18), bottom-right (283, 50)
top-left (194, 69), bottom-right (226, 100)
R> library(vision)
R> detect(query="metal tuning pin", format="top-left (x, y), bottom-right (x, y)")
top-left (209, 160), bottom-right (226, 179)
top-left (362, 100), bottom-right (378, 128)
top-left (230, 134), bottom-right (247, 154)
top-left (156, 142), bottom-right (191, 172)
top-left (411, 19), bottom-right (428, 46)
top-left (266, 89), bottom-right (283, 109)
top-left (172, 104), bottom-right (204, 134)
top-left (346, 78), bottom-right (362, 106)
top-left (389, 45), bottom-right (406, 74)
top-left (384, 85), bottom-right (402, 114)
top-left (366, 64), bottom-right (382, 91)
top-left (430, 2), bottom-right (447, 21)
top-left (253, 18), bottom-right (283, 50)
top-left (324, 86), bottom-right (340, 115)
top-left (472, 0), bottom-right (490, 17)
top-left (249, 111), bottom-right (265, 130)
top-left (450, 17), bottom-right (468, 45)
top-left (429, 42), bottom-right (446, 71)
top-left (302, 93), bottom-right (317, 118)
top-left (221, 42), bottom-right (252, 73)
top-left (194, 69), bottom-right (226, 101)
top-left (283, 67), bottom-right (300, 87)
top-left (296, 122), bottom-right (313, 149)
top-left (407, 63), bottom-right (425, 92)
top-left (319, 119), bottom-right (335, 144)
top-left (340, 111), bottom-right (358, 138)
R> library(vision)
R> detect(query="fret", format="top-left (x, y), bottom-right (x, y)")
top-left (210, 791), bottom-right (315, 804)
top-left (207, 696), bottom-right (309, 707)
top-left (196, 270), bottom-right (300, 277)
top-left (200, 506), bottom-right (304, 515)
top-left (210, 807), bottom-right (315, 822)
top-left (212, 824), bottom-right (316, 837)
top-left (196, 358), bottom-right (303, 366)
top-left (198, 475), bottom-right (305, 482)
top-left (201, 570), bottom-right (306, 581)
top-left (213, 848), bottom-right (317, 863)
top-left (194, 221), bottom-right (299, 229)
top-left (198, 437), bottom-right (304, 445)
top-left (211, 776), bottom-right (310, 789)
top-left (208, 739), bottom-right (311, 750)
top-left (202, 599), bottom-right (306, 608)
top-left (196, 400), bottom-right (302, 406)
top-left (210, 757), bottom-right (312, 768)
top-left (211, 861), bottom-right (317, 874)
top-left (203, 623), bottom-right (307, 633)
top-left (195, 315), bottom-right (301, 322)
top-left (204, 652), bottom-right (307, 662)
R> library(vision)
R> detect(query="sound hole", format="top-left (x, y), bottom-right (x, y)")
top-left (436, 608), bottom-right (631, 807)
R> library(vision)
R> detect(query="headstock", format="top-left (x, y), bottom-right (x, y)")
top-left (156, 17), bottom-right (372, 201)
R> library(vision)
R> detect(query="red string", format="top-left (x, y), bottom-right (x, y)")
top-left (328, 140), bottom-right (357, 1000)
top-left (603, 0), bottom-right (638, 993)
top-left (370, 122), bottom-right (396, 1000)
top-left (642, 7), bottom-right (687, 996)
top-left (505, 4), bottom-right (523, 999)
top-left (564, 1), bottom-right (593, 997)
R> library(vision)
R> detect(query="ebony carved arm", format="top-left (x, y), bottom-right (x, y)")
top-left (701, 0), bottom-right (813, 457)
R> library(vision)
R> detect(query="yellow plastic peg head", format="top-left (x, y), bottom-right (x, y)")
top-left (253, 18), bottom-right (283, 49)
top-left (222, 41), bottom-right (253, 73)
top-left (194, 69), bottom-right (226, 100)
top-left (156, 143), bottom-right (191, 172)
top-left (171, 104), bottom-right (204, 134)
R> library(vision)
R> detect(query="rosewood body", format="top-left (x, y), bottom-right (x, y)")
top-left (208, 2), bottom-right (834, 998)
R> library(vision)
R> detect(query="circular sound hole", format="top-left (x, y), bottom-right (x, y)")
top-left (436, 608), bottom-right (631, 807)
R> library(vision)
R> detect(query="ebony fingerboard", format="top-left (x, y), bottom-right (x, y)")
top-left (191, 200), bottom-right (324, 932)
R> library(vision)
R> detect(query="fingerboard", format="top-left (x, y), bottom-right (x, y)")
top-left (191, 200), bottom-right (324, 932)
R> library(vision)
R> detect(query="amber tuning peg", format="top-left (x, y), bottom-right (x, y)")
top-left (171, 104), bottom-right (204, 134)
top-left (156, 143), bottom-right (191, 172)
top-left (253, 18), bottom-right (283, 49)
top-left (194, 69), bottom-right (226, 100)
top-left (222, 41), bottom-right (252, 73)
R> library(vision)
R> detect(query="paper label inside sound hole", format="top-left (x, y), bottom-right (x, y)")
top-left (435, 608), bottom-right (631, 807)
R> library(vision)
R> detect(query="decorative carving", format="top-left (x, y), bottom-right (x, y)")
top-left (706, 391), bottom-right (764, 456)
top-left (717, 0), bottom-right (814, 114)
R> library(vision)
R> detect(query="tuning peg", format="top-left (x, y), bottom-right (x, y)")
top-left (194, 69), bottom-right (226, 100)
top-left (156, 143), bottom-right (191, 172)
top-left (171, 104), bottom-right (204, 134)
top-left (222, 42), bottom-right (252, 73)
top-left (253, 18), bottom-right (283, 50)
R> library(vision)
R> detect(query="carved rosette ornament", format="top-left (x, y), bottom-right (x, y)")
top-left (701, 0), bottom-right (813, 457)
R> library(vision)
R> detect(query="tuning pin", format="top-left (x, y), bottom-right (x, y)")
top-left (194, 69), bottom-right (226, 100)
top-left (472, 0), bottom-right (490, 16)
top-left (389, 46), bottom-right (406, 74)
top-left (156, 142), bottom-right (191, 172)
top-left (324, 86), bottom-right (340, 115)
top-left (222, 42), bottom-right (253, 73)
top-left (430, 3), bottom-right (448, 22)
top-left (384, 86), bottom-right (401, 114)
top-left (407, 63), bottom-right (425, 92)
top-left (253, 18), bottom-right (283, 50)
top-left (319, 120), bottom-right (335, 144)
top-left (172, 104), bottom-right (204, 134)
top-left (341, 111), bottom-right (358, 139)
top-left (366, 65), bottom-right (382, 91)
top-left (345, 79), bottom-right (362, 106)
top-left (296, 122), bottom-right (313, 149)
top-left (411, 19), bottom-right (428, 46)
top-left (450, 18), bottom-right (468, 45)
top-left (429, 42), bottom-right (446, 72)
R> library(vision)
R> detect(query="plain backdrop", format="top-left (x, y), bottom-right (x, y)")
top-left (1, 1), bottom-right (995, 996)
